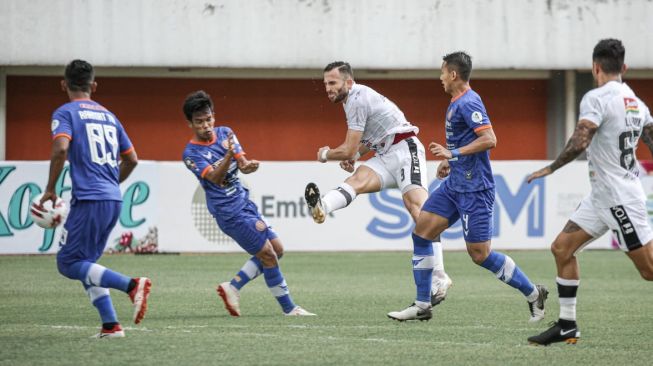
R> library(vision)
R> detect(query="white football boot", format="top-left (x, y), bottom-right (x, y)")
top-left (528, 284), bottom-right (548, 322)
top-left (387, 303), bottom-right (432, 321)
top-left (431, 273), bottom-right (453, 306)
top-left (217, 282), bottom-right (241, 317)
top-left (285, 306), bottom-right (317, 316)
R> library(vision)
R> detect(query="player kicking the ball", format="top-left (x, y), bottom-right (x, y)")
top-left (182, 90), bottom-right (314, 317)
top-left (305, 61), bottom-right (452, 308)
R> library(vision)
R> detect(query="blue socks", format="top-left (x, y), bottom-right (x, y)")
top-left (230, 257), bottom-right (263, 290)
top-left (59, 261), bottom-right (131, 292)
top-left (480, 251), bottom-right (535, 297)
top-left (412, 233), bottom-right (435, 306)
top-left (263, 266), bottom-right (296, 313)
top-left (84, 284), bottom-right (118, 324)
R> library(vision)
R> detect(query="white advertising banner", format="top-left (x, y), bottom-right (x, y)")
top-left (0, 160), bottom-right (625, 254)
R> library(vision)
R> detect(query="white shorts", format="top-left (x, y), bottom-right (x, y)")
top-left (363, 136), bottom-right (428, 194)
top-left (570, 195), bottom-right (653, 252)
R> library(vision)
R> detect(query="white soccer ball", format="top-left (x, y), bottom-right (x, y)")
top-left (30, 193), bottom-right (68, 229)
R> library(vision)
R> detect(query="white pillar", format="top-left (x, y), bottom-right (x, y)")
top-left (0, 67), bottom-right (6, 160)
top-left (564, 70), bottom-right (577, 140)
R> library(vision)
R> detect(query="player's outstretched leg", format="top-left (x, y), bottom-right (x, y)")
top-left (58, 260), bottom-right (152, 326)
top-left (305, 183), bottom-right (326, 223)
top-left (263, 265), bottom-right (315, 316)
top-left (388, 233), bottom-right (433, 321)
top-left (430, 240), bottom-right (452, 306)
top-left (478, 251), bottom-right (548, 322)
top-left (305, 182), bottom-right (358, 224)
top-left (528, 277), bottom-right (580, 346)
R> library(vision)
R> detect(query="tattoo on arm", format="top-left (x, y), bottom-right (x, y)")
top-left (562, 220), bottom-right (582, 233)
top-left (641, 125), bottom-right (653, 155)
top-left (549, 121), bottom-right (597, 172)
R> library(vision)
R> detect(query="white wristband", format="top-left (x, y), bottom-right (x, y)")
top-left (320, 149), bottom-right (329, 162)
top-left (353, 152), bottom-right (361, 161)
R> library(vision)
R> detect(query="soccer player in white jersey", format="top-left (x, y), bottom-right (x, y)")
top-left (527, 39), bottom-right (653, 346)
top-left (304, 61), bottom-right (452, 307)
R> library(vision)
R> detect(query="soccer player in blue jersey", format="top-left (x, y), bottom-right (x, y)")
top-left (39, 60), bottom-right (151, 338)
top-left (181, 90), bottom-right (315, 317)
top-left (388, 52), bottom-right (548, 322)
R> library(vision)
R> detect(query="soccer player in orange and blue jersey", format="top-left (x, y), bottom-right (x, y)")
top-left (41, 60), bottom-right (151, 338)
top-left (387, 52), bottom-right (548, 322)
top-left (181, 90), bottom-right (314, 317)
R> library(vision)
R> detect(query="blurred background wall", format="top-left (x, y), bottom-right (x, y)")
top-left (1, 0), bottom-right (652, 161)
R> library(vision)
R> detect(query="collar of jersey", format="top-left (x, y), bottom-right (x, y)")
top-left (451, 87), bottom-right (471, 103)
top-left (189, 134), bottom-right (217, 146)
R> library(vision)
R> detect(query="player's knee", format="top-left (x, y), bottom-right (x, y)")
top-left (550, 241), bottom-right (571, 260)
top-left (467, 249), bottom-right (487, 265)
top-left (256, 244), bottom-right (279, 267)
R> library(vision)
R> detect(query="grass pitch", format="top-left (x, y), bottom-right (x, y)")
top-left (1, 250), bottom-right (652, 365)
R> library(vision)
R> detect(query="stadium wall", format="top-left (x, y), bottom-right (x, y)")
top-left (1, 0), bottom-right (653, 69)
top-left (0, 160), bottom-right (621, 254)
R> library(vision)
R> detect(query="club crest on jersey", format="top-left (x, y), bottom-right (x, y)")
top-left (184, 157), bottom-right (198, 171)
top-left (51, 119), bottom-right (60, 132)
top-left (471, 111), bottom-right (483, 123)
top-left (624, 97), bottom-right (639, 114)
top-left (255, 220), bottom-right (267, 231)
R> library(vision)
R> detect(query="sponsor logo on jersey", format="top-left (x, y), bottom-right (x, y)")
top-left (203, 151), bottom-right (212, 160)
top-left (51, 119), bottom-right (60, 132)
top-left (624, 97), bottom-right (639, 114)
top-left (184, 157), bottom-right (198, 171)
top-left (221, 139), bottom-right (230, 149)
top-left (471, 111), bottom-right (483, 123)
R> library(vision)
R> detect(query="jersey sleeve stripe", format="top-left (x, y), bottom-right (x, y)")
top-left (120, 146), bottom-right (135, 155)
top-left (473, 125), bottom-right (492, 133)
top-left (200, 165), bottom-right (212, 178)
top-left (52, 133), bottom-right (72, 141)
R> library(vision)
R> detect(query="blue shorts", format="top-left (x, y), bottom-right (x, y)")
top-left (422, 181), bottom-right (494, 243)
top-left (57, 200), bottom-right (121, 266)
top-left (216, 200), bottom-right (278, 255)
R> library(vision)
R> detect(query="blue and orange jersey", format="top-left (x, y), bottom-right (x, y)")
top-left (51, 99), bottom-right (133, 201)
top-left (444, 88), bottom-right (495, 192)
top-left (182, 126), bottom-right (248, 220)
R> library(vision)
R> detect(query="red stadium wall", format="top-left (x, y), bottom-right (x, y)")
top-left (7, 76), bottom-right (548, 161)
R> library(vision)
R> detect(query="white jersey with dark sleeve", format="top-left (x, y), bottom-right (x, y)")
top-left (343, 83), bottom-right (418, 154)
top-left (579, 81), bottom-right (653, 208)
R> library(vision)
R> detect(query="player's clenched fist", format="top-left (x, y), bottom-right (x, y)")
top-left (339, 160), bottom-right (355, 173)
top-left (317, 146), bottom-right (330, 163)
top-left (429, 142), bottom-right (452, 159)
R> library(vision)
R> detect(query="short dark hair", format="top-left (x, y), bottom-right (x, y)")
top-left (324, 61), bottom-right (354, 79)
top-left (442, 52), bottom-right (472, 81)
top-left (183, 90), bottom-right (214, 121)
top-left (64, 59), bottom-right (94, 92)
top-left (592, 38), bottom-right (625, 74)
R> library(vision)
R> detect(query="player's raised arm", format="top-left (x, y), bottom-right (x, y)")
top-left (527, 120), bottom-right (598, 183)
